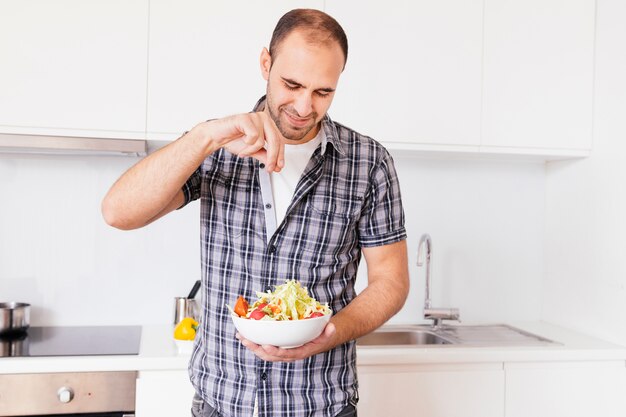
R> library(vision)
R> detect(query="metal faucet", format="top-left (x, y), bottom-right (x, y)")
top-left (417, 233), bottom-right (460, 329)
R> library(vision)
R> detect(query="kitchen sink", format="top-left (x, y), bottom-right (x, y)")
top-left (357, 330), bottom-right (453, 346)
top-left (356, 324), bottom-right (559, 347)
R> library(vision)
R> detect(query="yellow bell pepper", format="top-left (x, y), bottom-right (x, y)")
top-left (174, 317), bottom-right (199, 340)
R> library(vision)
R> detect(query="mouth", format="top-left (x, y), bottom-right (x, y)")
top-left (283, 110), bottom-right (312, 129)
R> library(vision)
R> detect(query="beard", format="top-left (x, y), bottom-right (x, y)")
top-left (265, 92), bottom-right (318, 142)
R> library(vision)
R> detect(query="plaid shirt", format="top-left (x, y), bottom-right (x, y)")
top-left (182, 98), bottom-right (406, 417)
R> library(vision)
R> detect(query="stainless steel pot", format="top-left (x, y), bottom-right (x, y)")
top-left (0, 332), bottom-right (29, 357)
top-left (0, 302), bottom-right (31, 336)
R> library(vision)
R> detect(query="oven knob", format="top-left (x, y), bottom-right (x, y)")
top-left (57, 386), bottom-right (74, 403)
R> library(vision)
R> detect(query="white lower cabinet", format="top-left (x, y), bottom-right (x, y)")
top-left (133, 361), bottom-right (626, 416)
top-left (357, 360), bottom-right (626, 417)
top-left (356, 363), bottom-right (505, 417)
top-left (135, 370), bottom-right (195, 417)
top-left (134, 364), bottom-right (505, 417)
top-left (504, 361), bottom-right (626, 417)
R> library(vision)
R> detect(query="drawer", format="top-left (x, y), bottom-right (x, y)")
top-left (0, 371), bottom-right (136, 416)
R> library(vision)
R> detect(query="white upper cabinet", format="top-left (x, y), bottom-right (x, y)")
top-left (0, 0), bottom-right (149, 139)
top-left (0, 1), bottom-right (596, 158)
top-left (146, 0), bottom-right (324, 140)
top-left (482, 0), bottom-right (595, 152)
top-left (324, 0), bottom-right (484, 148)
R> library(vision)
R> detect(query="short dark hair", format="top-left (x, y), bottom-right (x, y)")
top-left (269, 9), bottom-right (348, 68)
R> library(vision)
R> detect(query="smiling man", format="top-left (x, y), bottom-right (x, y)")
top-left (102, 9), bottom-right (409, 417)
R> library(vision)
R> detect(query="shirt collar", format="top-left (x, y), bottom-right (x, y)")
top-left (252, 96), bottom-right (346, 157)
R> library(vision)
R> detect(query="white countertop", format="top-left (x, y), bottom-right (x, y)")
top-left (356, 321), bottom-right (626, 366)
top-left (0, 325), bottom-right (188, 375)
top-left (1, 321), bottom-right (625, 374)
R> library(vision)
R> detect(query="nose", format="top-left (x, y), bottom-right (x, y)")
top-left (293, 91), bottom-right (313, 117)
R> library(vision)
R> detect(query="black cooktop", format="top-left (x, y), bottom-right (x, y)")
top-left (0, 326), bottom-right (142, 358)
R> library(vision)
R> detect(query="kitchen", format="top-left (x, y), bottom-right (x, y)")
top-left (1, 0), bottom-right (626, 416)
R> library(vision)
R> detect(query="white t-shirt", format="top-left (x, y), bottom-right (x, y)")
top-left (271, 129), bottom-right (325, 225)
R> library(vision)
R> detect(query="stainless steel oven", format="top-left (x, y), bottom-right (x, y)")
top-left (0, 326), bottom-right (140, 416)
top-left (0, 371), bottom-right (136, 416)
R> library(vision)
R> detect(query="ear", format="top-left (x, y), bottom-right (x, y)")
top-left (260, 47), bottom-right (271, 81)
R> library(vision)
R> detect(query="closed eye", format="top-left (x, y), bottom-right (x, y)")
top-left (281, 77), bottom-right (334, 97)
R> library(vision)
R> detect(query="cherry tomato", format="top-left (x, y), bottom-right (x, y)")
top-left (249, 308), bottom-right (266, 320)
top-left (307, 312), bottom-right (325, 319)
top-left (269, 304), bottom-right (281, 314)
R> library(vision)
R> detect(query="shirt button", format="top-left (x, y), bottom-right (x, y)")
top-left (261, 372), bottom-right (268, 381)
top-left (259, 163), bottom-right (265, 169)
top-left (265, 203), bottom-right (272, 209)
top-left (268, 245), bottom-right (276, 254)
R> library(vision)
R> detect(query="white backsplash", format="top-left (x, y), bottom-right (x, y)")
top-left (0, 152), bottom-right (545, 326)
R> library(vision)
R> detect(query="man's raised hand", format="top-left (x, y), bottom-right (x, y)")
top-left (195, 112), bottom-right (285, 172)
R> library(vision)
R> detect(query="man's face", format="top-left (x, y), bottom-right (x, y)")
top-left (261, 31), bottom-right (345, 143)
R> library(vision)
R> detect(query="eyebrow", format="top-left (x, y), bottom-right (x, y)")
top-left (281, 77), bottom-right (335, 93)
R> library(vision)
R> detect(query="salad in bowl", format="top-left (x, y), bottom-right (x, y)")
top-left (228, 280), bottom-right (332, 348)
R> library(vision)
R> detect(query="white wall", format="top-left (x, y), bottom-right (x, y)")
top-left (0, 150), bottom-right (545, 326)
top-left (383, 154), bottom-right (545, 325)
top-left (0, 153), bottom-right (200, 326)
top-left (543, 0), bottom-right (626, 346)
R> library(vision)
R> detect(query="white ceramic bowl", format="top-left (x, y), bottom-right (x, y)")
top-left (231, 313), bottom-right (331, 348)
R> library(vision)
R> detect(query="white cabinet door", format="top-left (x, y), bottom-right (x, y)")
top-left (357, 363), bottom-right (504, 417)
top-left (135, 370), bottom-right (195, 417)
top-left (146, 0), bottom-right (324, 140)
top-left (482, 0), bottom-right (595, 151)
top-left (0, 0), bottom-right (149, 139)
top-left (505, 361), bottom-right (626, 417)
top-left (325, 0), bottom-right (484, 148)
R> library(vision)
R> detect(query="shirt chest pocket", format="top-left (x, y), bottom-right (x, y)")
top-left (292, 190), bottom-right (363, 257)
top-left (209, 173), bottom-right (260, 239)
top-left (307, 189), bottom-right (363, 222)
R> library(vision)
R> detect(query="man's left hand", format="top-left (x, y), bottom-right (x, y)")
top-left (236, 322), bottom-right (336, 362)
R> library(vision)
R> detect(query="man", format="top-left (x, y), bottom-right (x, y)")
top-left (102, 9), bottom-right (409, 417)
